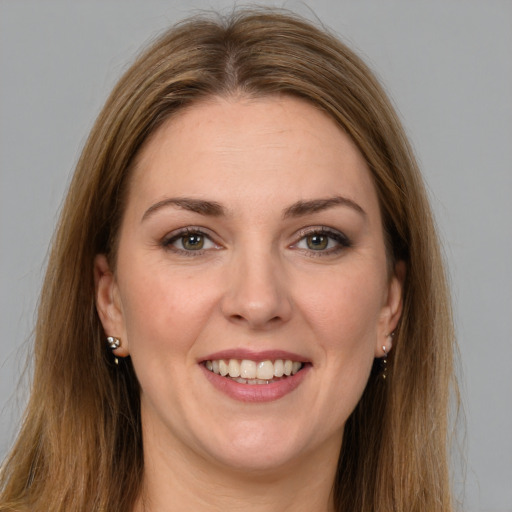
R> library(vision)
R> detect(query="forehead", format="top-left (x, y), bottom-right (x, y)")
top-left (127, 95), bottom-right (380, 222)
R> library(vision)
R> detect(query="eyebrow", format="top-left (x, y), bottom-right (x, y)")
top-left (141, 194), bottom-right (365, 222)
top-left (282, 196), bottom-right (366, 219)
top-left (141, 197), bottom-right (226, 222)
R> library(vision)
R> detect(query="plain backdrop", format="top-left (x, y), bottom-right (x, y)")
top-left (1, 1), bottom-right (511, 511)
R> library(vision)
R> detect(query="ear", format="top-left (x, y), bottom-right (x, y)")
top-left (376, 260), bottom-right (406, 357)
top-left (94, 254), bottom-right (130, 358)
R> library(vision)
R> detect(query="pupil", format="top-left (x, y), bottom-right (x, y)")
top-left (183, 234), bottom-right (204, 250)
top-left (307, 235), bottom-right (328, 250)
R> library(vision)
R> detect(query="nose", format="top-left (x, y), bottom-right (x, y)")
top-left (220, 247), bottom-right (293, 330)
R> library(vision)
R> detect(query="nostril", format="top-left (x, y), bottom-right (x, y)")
top-left (230, 313), bottom-right (283, 326)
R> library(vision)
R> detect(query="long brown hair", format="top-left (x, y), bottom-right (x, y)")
top-left (0, 9), bottom-right (457, 511)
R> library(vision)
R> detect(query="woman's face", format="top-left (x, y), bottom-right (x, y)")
top-left (95, 95), bottom-right (403, 474)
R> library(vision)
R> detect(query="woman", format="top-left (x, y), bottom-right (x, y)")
top-left (0, 8), bottom-right (457, 512)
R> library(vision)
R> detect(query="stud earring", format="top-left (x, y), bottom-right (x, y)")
top-left (106, 336), bottom-right (121, 365)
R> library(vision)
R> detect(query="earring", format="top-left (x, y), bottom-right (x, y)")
top-left (381, 331), bottom-right (395, 380)
top-left (381, 345), bottom-right (388, 380)
top-left (106, 336), bottom-right (121, 365)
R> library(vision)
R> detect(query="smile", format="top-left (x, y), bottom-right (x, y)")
top-left (205, 359), bottom-right (304, 384)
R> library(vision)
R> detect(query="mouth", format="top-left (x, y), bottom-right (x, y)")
top-left (200, 351), bottom-right (310, 402)
top-left (204, 358), bottom-right (304, 385)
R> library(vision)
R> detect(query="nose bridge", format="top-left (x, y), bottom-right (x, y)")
top-left (221, 237), bottom-right (292, 329)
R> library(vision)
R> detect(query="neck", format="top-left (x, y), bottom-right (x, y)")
top-left (133, 431), bottom-right (341, 512)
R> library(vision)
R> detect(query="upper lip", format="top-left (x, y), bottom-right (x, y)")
top-left (200, 349), bottom-right (309, 363)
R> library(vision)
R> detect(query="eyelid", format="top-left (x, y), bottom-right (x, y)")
top-left (291, 226), bottom-right (352, 254)
top-left (295, 226), bottom-right (350, 242)
top-left (160, 225), bottom-right (350, 256)
top-left (161, 226), bottom-right (222, 254)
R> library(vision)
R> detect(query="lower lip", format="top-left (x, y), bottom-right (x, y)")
top-left (201, 364), bottom-right (310, 403)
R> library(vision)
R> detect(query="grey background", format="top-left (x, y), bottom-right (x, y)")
top-left (1, 1), bottom-right (511, 510)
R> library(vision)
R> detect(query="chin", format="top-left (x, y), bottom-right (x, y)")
top-left (193, 417), bottom-right (324, 474)
top-left (205, 445), bottom-right (303, 475)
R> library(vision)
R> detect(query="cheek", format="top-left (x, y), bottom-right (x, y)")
top-left (297, 265), bottom-right (386, 350)
top-left (304, 268), bottom-right (386, 411)
top-left (117, 260), bottom-right (221, 361)
top-left (290, 267), bottom-right (385, 436)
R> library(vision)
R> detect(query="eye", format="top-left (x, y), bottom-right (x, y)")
top-left (293, 228), bottom-right (351, 255)
top-left (304, 233), bottom-right (330, 251)
top-left (163, 228), bottom-right (219, 253)
top-left (179, 233), bottom-right (206, 250)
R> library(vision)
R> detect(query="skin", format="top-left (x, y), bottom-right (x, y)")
top-left (95, 95), bottom-right (403, 512)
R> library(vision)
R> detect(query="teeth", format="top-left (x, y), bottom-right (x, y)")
top-left (240, 360), bottom-right (257, 379)
top-left (228, 359), bottom-right (240, 378)
top-left (234, 378), bottom-right (272, 385)
top-left (292, 361), bottom-right (301, 375)
top-left (205, 358), bottom-right (304, 382)
top-left (274, 359), bottom-right (284, 377)
top-left (219, 360), bottom-right (229, 376)
top-left (256, 360), bottom-right (274, 380)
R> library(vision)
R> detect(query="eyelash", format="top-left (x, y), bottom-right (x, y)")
top-left (161, 226), bottom-right (351, 257)
top-left (292, 227), bottom-right (352, 256)
top-left (162, 227), bottom-right (219, 256)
